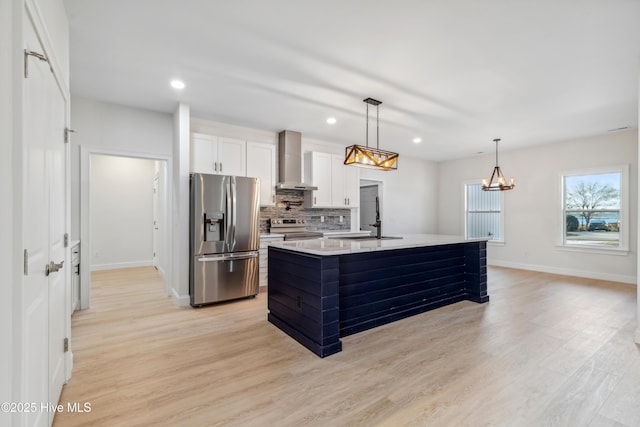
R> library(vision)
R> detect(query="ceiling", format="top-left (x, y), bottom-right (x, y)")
top-left (63, 0), bottom-right (640, 161)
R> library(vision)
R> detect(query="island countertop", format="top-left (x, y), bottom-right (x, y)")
top-left (268, 233), bottom-right (487, 256)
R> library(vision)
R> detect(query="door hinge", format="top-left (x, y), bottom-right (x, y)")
top-left (23, 249), bottom-right (28, 276)
top-left (64, 233), bottom-right (69, 247)
top-left (24, 49), bottom-right (50, 78)
top-left (64, 337), bottom-right (69, 352)
top-left (64, 128), bottom-right (76, 143)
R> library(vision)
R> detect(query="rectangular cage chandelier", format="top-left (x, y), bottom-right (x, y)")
top-left (344, 98), bottom-right (399, 171)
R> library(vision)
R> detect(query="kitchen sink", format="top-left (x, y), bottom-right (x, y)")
top-left (329, 236), bottom-right (403, 241)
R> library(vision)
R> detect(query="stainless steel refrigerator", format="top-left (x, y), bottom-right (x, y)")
top-left (190, 173), bottom-right (260, 306)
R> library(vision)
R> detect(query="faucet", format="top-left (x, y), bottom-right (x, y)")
top-left (370, 196), bottom-right (382, 239)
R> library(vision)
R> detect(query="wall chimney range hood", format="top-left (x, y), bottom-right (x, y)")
top-left (276, 130), bottom-right (318, 191)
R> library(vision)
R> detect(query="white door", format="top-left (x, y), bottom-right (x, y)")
top-left (152, 174), bottom-right (159, 268)
top-left (23, 14), bottom-right (67, 426)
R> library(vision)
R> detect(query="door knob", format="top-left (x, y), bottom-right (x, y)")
top-left (45, 260), bottom-right (64, 276)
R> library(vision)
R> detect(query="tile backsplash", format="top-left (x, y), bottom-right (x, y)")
top-left (260, 189), bottom-right (351, 233)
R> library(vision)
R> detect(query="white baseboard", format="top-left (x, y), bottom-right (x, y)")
top-left (171, 287), bottom-right (190, 307)
top-left (488, 259), bottom-right (636, 285)
top-left (90, 260), bottom-right (153, 271)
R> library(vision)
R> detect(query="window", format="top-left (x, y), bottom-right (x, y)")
top-left (465, 182), bottom-right (503, 242)
top-left (562, 166), bottom-right (628, 251)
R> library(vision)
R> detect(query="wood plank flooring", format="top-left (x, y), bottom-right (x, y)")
top-left (54, 266), bottom-right (640, 427)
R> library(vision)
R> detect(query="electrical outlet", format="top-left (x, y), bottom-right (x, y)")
top-left (339, 215), bottom-right (343, 223)
top-left (320, 215), bottom-right (324, 222)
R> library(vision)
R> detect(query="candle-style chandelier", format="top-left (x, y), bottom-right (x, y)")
top-left (482, 138), bottom-right (515, 191)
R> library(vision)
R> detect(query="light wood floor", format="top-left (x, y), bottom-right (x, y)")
top-left (54, 267), bottom-right (640, 427)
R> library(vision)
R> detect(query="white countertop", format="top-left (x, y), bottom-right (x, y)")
top-left (269, 234), bottom-right (487, 256)
top-left (260, 233), bottom-right (285, 239)
top-left (321, 231), bottom-right (371, 237)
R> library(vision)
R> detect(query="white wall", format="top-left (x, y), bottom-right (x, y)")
top-left (89, 155), bottom-right (156, 270)
top-left (70, 97), bottom-right (173, 239)
top-left (171, 103), bottom-right (190, 305)
top-left (358, 157), bottom-right (439, 235)
top-left (438, 130), bottom-right (638, 283)
top-left (302, 138), bottom-right (439, 235)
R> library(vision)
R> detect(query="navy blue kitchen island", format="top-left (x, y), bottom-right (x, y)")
top-left (267, 235), bottom-right (488, 357)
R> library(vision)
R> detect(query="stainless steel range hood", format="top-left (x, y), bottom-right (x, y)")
top-left (276, 130), bottom-right (318, 191)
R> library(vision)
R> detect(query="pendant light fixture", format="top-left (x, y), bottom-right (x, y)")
top-left (344, 98), bottom-right (399, 171)
top-left (482, 138), bottom-right (515, 191)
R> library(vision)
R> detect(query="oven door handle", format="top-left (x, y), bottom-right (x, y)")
top-left (197, 252), bottom-right (258, 262)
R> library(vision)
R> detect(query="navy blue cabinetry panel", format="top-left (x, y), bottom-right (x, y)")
top-left (267, 248), bottom-right (342, 357)
top-left (267, 240), bottom-right (488, 357)
top-left (339, 244), bottom-right (468, 336)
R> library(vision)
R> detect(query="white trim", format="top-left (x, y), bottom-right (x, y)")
top-left (489, 259), bottom-right (636, 285)
top-left (171, 288), bottom-right (190, 307)
top-left (555, 244), bottom-right (630, 256)
top-left (80, 146), bottom-right (173, 309)
top-left (91, 260), bottom-right (154, 271)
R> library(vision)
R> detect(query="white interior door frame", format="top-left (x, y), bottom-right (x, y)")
top-left (359, 179), bottom-right (384, 233)
top-left (80, 146), bottom-right (173, 309)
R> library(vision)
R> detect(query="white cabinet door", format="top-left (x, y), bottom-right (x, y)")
top-left (218, 137), bottom-right (246, 176)
top-left (246, 141), bottom-right (276, 206)
top-left (191, 134), bottom-right (247, 176)
top-left (344, 164), bottom-right (360, 207)
top-left (305, 152), bottom-right (332, 207)
top-left (331, 155), bottom-right (347, 207)
top-left (191, 133), bottom-right (218, 174)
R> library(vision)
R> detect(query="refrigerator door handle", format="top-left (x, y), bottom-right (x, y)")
top-left (230, 177), bottom-right (237, 249)
top-left (225, 179), bottom-right (233, 249)
top-left (197, 252), bottom-right (259, 262)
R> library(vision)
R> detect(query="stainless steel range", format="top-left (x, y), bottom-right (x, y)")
top-left (269, 217), bottom-right (324, 241)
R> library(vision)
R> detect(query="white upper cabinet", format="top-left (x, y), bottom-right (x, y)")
top-left (343, 164), bottom-right (360, 208)
top-left (218, 137), bottom-right (246, 176)
top-left (246, 141), bottom-right (276, 206)
top-left (304, 152), bottom-right (332, 207)
top-left (190, 133), bottom-right (246, 176)
top-left (305, 152), bottom-right (359, 208)
top-left (191, 133), bottom-right (218, 174)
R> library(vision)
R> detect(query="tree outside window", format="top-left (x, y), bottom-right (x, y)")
top-left (563, 172), bottom-right (621, 247)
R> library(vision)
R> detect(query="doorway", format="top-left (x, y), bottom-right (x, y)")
top-left (360, 180), bottom-right (382, 234)
top-left (80, 149), bottom-right (171, 309)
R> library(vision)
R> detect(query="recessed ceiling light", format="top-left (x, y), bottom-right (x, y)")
top-left (413, 137), bottom-right (422, 143)
top-left (327, 117), bottom-right (337, 125)
top-left (170, 80), bottom-right (185, 90)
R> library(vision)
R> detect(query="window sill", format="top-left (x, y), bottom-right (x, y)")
top-left (556, 244), bottom-right (629, 256)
